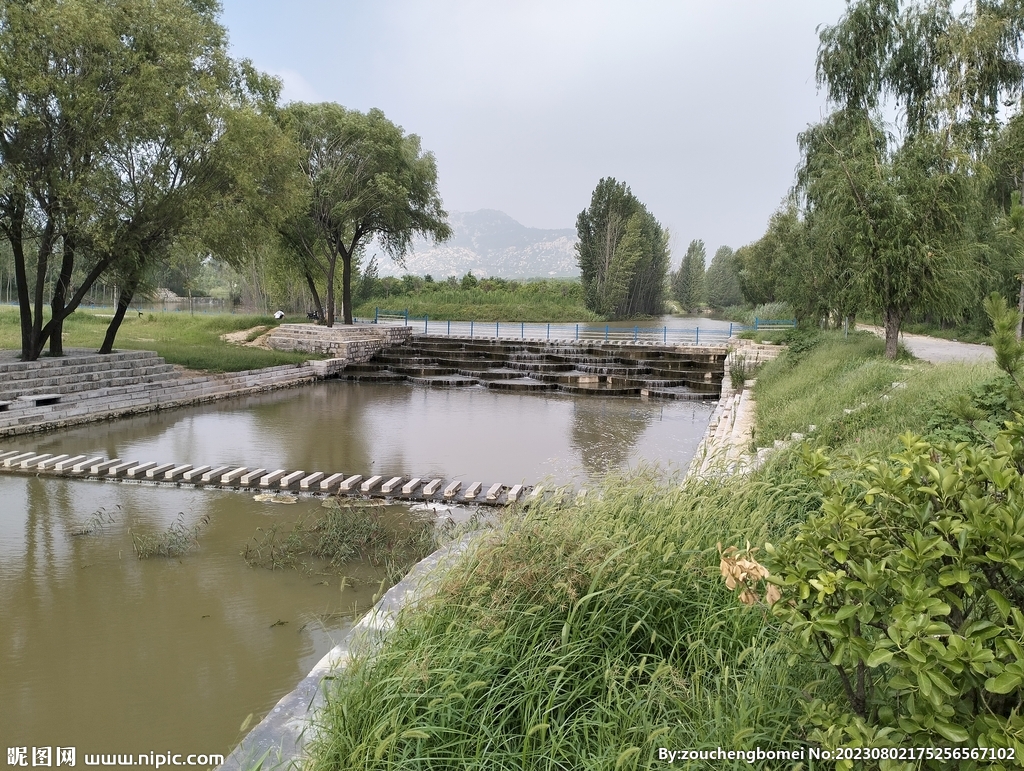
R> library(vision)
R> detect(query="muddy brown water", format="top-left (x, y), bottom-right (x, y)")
top-left (0, 380), bottom-right (713, 758)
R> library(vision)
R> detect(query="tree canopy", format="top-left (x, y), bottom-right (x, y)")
top-left (280, 103), bottom-right (451, 326)
top-left (575, 178), bottom-right (669, 318)
top-left (0, 0), bottom-right (296, 360)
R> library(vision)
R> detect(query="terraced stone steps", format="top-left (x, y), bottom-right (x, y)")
top-left (343, 335), bottom-right (725, 400)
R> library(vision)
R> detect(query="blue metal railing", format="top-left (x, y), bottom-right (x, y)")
top-left (359, 309), bottom-right (790, 346)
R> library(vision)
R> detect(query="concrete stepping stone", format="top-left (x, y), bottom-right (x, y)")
top-left (402, 478), bottom-right (422, 494)
top-left (127, 462), bottom-right (158, 478)
top-left (339, 474), bottom-right (363, 492)
top-left (299, 472), bottom-right (324, 490)
top-left (319, 473), bottom-right (345, 492)
top-left (107, 460), bottom-right (139, 477)
top-left (422, 478), bottom-right (443, 496)
top-left (239, 468), bottom-right (267, 485)
top-left (165, 464), bottom-right (194, 481)
top-left (4, 452), bottom-right (36, 468)
top-left (380, 476), bottom-right (403, 494)
top-left (443, 480), bottom-right (461, 498)
top-left (201, 466), bottom-right (231, 483)
top-left (220, 467), bottom-right (248, 484)
top-left (54, 455), bottom-right (87, 472)
top-left (146, 463), bottom-right (176, 479)
top-left (278, 470), bottom-right (305, 488)
top-left (183, 465), bottom-right (212, 482)
top-left (485, 483), bottom-right (503, 501)
top-left (506, 484), bottom-right (524, 502)
top-left (37, 454), bottom-right (70, 470)
top-left (0, 451), bottom-right (22, 463)
top-left (259, 470), bottom-right (286, 487)
top-left (462, 482), bottom-right (482, 500)
top-left (360, 475), bottom-right (384, 493)
top-left (20, 453), bottom-right (53, 469)
top-left (71, 456), bottom-right (104, 474)
top-left (90, 458), bottom-right (121, 474)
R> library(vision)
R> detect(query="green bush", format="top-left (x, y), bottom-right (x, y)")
top-left (766, 433), bottom-right (1024, 765)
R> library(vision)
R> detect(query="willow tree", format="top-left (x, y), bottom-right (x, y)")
top-left (798, 0), bottom-right (1024, 357)
top-left (281, 104), bottom-right (451, 326)
top-left (576, 178), bottom-right (669, 318)
top-left (0, 0), bottom-right (227, 359)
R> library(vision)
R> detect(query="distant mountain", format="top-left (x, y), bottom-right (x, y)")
top-left (376, 209), bottom-right (579, 279)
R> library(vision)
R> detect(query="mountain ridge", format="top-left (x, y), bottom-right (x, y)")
top-left (376, 209), bottom-right (580, 279)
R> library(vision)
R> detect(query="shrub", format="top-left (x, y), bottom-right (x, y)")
top-left (765, 433), bottom-right (1024, 764)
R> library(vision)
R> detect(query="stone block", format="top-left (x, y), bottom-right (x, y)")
top-left (319, 473), bottom-right (345, 492)
top-left (299, 472), bottom-right (324, 490)
top-left (401, 478), bottom-right (422, 495)
top-left (182, 465), bottom-right (212, 482)
top-left (360, 475), bottom-right (384, 493)
top-left (259, 470), bottom-right (287, 487)
top-left (220, 467), bottom-right (249, 484)
top-left (462, 482), bottom-right (482, 499)
top-left (146, 463), bottom-right (176, 479)
top-left (239, 468), bottom-right (267, 485)
top-left (380, 476), bottom-right (403, 494)
top-left (165, 464), bottom-right (194, 481)
top-left (422, 478), bottom-right (443, 496)
top-left (339, 474), bottom-right (363, 492)
top-left (278, 470), bottom-right (306, 488)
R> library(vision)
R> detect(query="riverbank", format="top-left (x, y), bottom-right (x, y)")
top-left (295, 329), bottom-right (1012, 770)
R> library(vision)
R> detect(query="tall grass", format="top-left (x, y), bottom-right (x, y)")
top-left (0, 306), bottom-right (314, 371)
top-left (753, 331), bottom-right (998, 454)
top-left (306, 469), bottom-right (823, 771)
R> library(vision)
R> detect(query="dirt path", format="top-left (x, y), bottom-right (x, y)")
top-left (858, 324), bottom-right (994, 365)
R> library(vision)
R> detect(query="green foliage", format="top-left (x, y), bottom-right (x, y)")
top-left (705, 245), bottom-right (744, 309)
top-left (352, 278), bottom-right (596, 323)
top-left (575, 178), bottom-right (669, 318)
top-left (131, 513), bottom-right (209, 559)
top-left (670, 239), bottom-right (706, 312)
top-left (985, 292), bottom-right (1024, 386)
top-left (279, 103), bottom-right (451, 325)
top-left (767, 432), bottom-right (1024, 761)
top-left (306, 471), bottom-right (816, 771)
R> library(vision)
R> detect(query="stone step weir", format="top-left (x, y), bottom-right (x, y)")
top-left (0, 449), bottom-right (537, 507)
top-left (342, 335), bottom-right (726, 399)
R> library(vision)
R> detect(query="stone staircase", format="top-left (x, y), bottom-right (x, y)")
top-left (0, 349), bottom-right (318, 437)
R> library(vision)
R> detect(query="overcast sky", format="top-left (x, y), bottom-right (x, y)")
top-left (219, 0), bottom-right (849, 267)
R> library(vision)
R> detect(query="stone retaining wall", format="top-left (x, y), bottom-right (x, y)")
top-left (267, 324), bottom-right (411, 359)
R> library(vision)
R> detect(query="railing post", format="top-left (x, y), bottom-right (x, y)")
top-left (755, 317), bottom-right (759, 331)
top-left (605, 325), bottom-right (609, 341)
top-left (447, 319), bottom-right (451, 336)
top-left (470, 320), bottom-right (474, 338)
top-left (664, 326), bottom-right (667, 344)
top-left (575, 323), bottom-right (579, 341)
top-left (729, 322), bottom-right (733, 336)
top-left (496, 320), bottom-right (500, 338)
top-left (404, 309), bottom-right (409, 326)
top-left (633, 326), bottom-right (638, 342)
top-left (547, 323), bottom-right (550, 341)
top-left (374, 307), bottom-right (379, 323)
top-left (424, 314), bottom-right (428, 333)
top-left (696, 327), bottom-right (700, 345)
top-left (521, 321), bottom-right (525, 339)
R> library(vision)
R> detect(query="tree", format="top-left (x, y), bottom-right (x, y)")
top-left (576, 178), bottom-right (669, 318)
top-left (704, 246), bottom-right (744, 309)
top-left (671, 239), bottom-right (707, 312)
top-left (281, 104), bottom-right (451, 326)
top-left (795, 0), bottom-right (1023, 357)
top-left (0, 0), bottom-right (290, 360)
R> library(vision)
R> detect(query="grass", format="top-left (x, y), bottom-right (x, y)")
top-left (306, 470), bottom-right (820, 771)
top-left (752, 330), bottom-right (999, 454)
top-left (0, 306), bottom-right (316, 371)
top-left (353, 284), bottom-right (599, 323)
top-left (242, 499), bottom-right (438, 586)
top-left (303, 326), bottom-right (1010, 770)
top-left (130, 512), bottom-right (209, 559)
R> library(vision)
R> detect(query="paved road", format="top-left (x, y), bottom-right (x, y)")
top-left (859, 325), bottom-right (994, 365)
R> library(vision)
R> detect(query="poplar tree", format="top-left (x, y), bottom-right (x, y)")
top-left (671, 239), bottom-right (707, 312)
top-left (575, 178), bottom-right (669, 318)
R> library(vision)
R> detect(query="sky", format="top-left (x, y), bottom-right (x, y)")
top-left (219, 0), bottom-right (849, 267)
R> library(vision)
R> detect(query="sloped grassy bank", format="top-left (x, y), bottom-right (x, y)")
top-left (305, 331), bottom-right (1012, 770)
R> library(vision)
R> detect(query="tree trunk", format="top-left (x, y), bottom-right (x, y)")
top-left (325, 257), bottom-right (336, 327)
top-left (883, 306), bottom-right (902, 360)
top-left (48, 235), bottom-right (77, 357)
top-left (99, 276), bottom-right (139, 354)
top-left (9, 198), bottom-right (35, 360)
top-left (304, 270), bottom-right (323, 320)
top-left (342, 251), bottom-right (353, 324)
